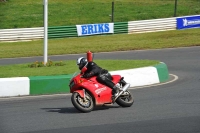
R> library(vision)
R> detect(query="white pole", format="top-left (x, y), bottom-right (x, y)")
top-left (43, 0), bottom-right (48, 65)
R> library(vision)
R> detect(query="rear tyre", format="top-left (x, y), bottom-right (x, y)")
top-left (116, 90), bottom-right (134, 107)
top-left (71, 92), bottom-right (94, 113)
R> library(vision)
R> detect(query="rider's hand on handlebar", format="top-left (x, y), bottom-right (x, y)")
top-left (82, 73), bottom-right (92, 78)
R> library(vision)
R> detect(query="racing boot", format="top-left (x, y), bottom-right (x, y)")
top-left (111, 85), bottom-right (120, 102)
top-left (112, 84), bottom-right (120, 97)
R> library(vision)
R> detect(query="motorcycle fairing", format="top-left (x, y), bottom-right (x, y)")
top-left (78, 78), bottom-right (113, 105)
top-left (70, 74), bottom-right (122, 105)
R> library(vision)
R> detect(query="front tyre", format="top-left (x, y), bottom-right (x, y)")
top-left (116, 91), bottom-right (134, 107)
top-left (71, 92), bottom-right (94, 113)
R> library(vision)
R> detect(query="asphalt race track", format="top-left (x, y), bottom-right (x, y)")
top-left (0, 46), bottom-right (200, 133)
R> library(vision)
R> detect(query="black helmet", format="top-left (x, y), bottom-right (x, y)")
top-left (77, 57), bottom-right (88, 70)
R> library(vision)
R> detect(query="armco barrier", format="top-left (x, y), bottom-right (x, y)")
top-left (0, 27), bottom-right (44, 42)
top-left (0, 62), bottom-right (169, 97)
top-left (1, 15), bottom-right (198, 42)
top-left (29, 75), bottom-right (73, 95)
top-left (48, 25), bottom-right (77, 39)
top-left (128, 17), bottom-right (176, 34)
top-left (114, 22), bottom-right (128, 34)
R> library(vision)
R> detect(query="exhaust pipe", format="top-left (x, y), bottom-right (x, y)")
top-left (113, 83), bottom-right (130, 102)
top-left (122, 83), bottom-right (130, 91)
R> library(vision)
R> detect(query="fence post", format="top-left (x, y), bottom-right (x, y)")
top-left (174, 0), bottom-right (178, 17)
top-left (111, 1), bottom-right (114, 22)
top-left (43, 0), bottom-right (48, 65)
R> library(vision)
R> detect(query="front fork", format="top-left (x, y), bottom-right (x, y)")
top-left (83, 89), bottom-right (87, 101)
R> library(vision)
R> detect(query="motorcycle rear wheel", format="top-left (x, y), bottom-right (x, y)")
top-left (116, 90), bottom-right (134, 107)
top-left (71, 92), bottom-right (94, 113)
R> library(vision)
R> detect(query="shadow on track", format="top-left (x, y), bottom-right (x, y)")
top-left (41, 105), bottom-right (120, 113)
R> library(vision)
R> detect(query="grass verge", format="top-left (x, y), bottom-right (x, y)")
top-left (0, 60), bottom-right (160, 78)
top-left (0, 28), bottom-right (200, 58)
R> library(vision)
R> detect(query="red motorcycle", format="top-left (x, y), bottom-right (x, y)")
top-left (69, 68), bottom-right (134, 113)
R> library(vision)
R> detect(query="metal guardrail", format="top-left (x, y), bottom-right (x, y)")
top-left (48, 25), bottom-right (77, 39)
top-left (114, 22), bottom-right (128, 34)
top-left (0, 27), bottom-right (44, 42)
top-left (128, 17), bottom-right (176, 34)
top-left (0, 17), bottom-right (176, 42)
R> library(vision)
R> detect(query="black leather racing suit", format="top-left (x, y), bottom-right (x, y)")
top-left (82, 62), bottom-right (117, 94)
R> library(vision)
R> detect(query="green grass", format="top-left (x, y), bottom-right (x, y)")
top-left (0, 0), bottom-right (200, 29)
top-left (0, 0), bottom-right (200, 78)
top-left (0, 28), bottom-right (200, 58)
top-left (0, 60), bottom-right (160, 78)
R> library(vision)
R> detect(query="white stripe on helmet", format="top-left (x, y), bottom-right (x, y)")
top-left (77, 57), bottom-right (84, 65)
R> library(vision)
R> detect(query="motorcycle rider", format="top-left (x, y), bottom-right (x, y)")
top-left (77, 57), bottom-right (120, 96)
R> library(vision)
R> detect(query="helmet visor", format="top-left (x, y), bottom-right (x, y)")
top-left (78, 63), bottom-right (84, 70)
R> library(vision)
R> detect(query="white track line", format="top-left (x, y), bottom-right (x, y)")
top-left (130, 74), bottom-right (178, 89)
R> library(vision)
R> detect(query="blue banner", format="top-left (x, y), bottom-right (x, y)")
top-left (177, 15), bottom-right (200, 29)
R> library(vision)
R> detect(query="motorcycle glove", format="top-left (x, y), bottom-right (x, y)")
top-left (83, 72), bottom-right (93, 78)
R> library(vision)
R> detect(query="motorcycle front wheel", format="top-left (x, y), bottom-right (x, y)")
top-left (71, 92), bottom-right (94, 113)
top-left (116, 90), bottom-right (134, 107)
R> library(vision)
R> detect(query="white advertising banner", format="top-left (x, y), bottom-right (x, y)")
top-left (76, 23), bottom-right (114, 36)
